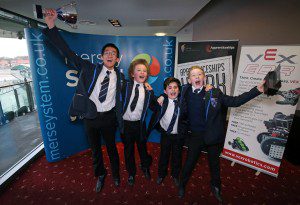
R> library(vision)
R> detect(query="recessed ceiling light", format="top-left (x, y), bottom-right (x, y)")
top-left (155, 32), bottom-right (166, 36)
top-left (108, 19), bottom-right (122, 27)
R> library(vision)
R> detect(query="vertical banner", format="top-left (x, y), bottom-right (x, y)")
top-left (222, 45), bottom-right (300, 176)
top-left (176, 41), bottom-right (238, 95)
top-left (25, 28), bottom-right (175, 162)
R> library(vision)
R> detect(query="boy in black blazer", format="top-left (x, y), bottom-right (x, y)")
top-left (44, 9), bottom-right (125, 193)
top-left (121, 59), bottom-right (155, 186)
top-left (147, 77), bottom-right (188, 186)
top-left (178, 66), bottom-right (265, 202)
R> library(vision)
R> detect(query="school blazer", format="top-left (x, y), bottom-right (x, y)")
top-left (181, 84), bottom-right (261, 145)
top-left (147, 93), bottom-right (189, 139)
top-left (43, 26), bottom-right (125, 130)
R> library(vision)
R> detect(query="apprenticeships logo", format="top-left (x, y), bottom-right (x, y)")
top-left (132, 53), bottom-right (161, 84)
top-left (205, 44), bottom-right (212, 53)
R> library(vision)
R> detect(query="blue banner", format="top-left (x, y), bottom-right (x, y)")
top-left (24, 28), bottom-right (176, 162)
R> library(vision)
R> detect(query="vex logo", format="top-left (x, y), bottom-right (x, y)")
top-left (243, 64), bottom-right (295, 76)
top-left (132, 53), bottom-right (161, 84)
top-left (243, 49), bottom-right (297, 76)
top-left (246, 49), bottom-right (297, 64)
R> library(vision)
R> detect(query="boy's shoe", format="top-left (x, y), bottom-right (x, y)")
top-left (172, 177), bottom-right (180, 187)
top-left (113, 177), bottom-right (120, 187)
top-left (128, 176), bottom-right (135, 186)
top-left (210, 185), bottom-right (222, 202)
top-left (156, 177), bottom-right (164, 184)
top-left (95, 174), bottom-right (106, 192)
top-left (178, 186), bottom-right (185, 198)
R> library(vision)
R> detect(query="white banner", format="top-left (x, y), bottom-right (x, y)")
top-left (176, 56), bottom-right (233, 95)
top-left (222, 45), bottom-right (300, 176)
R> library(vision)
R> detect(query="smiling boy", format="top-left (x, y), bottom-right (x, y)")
top-left (178, 66), bottom-right (265, 202)
top-left (121, 59), bottom-right (155, 186)
top-left (43, 9), bottom-right (124, 193)
top-left (147, 77), bottom-right (188, 186)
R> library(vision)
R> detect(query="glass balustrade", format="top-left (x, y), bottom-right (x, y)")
top-left (0, 36), bottom-right (43, 184)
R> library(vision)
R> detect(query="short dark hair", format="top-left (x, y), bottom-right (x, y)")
top-left (163, 77), bottom-right (181, 90)
top-left (128, 59), bottom-right (150, 81)
top-left (101, 43), bottom-right (120, 58)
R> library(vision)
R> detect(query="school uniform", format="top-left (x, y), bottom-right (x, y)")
top-left (179, 84), bottom-right (261, 198)
top-left (148, 95), bottom-right (188, 180)
top-left (43, 27), bottom-right (125, 181)
top-left (121, 80), bottom-right (155, 177)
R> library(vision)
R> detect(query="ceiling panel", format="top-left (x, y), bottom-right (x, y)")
top-left (0, 0), bottom-right (210, 36)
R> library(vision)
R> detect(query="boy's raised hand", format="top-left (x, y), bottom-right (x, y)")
top-left (157, 96), bottom-right (164, 106)
top-left (205, 84), bottom-right (214, 91)
top-left (257, 80), bottom-right (266, 93)
top-left (44, 9), bottom-right (57, 29)
top-left (144, 82), bottom-right (153, 91)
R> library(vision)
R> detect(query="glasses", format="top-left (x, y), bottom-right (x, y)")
top-left (103, 51), bottom-right (117, 56)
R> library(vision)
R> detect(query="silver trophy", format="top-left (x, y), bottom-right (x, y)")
top-left (33, 1), bottom-right (78, 29)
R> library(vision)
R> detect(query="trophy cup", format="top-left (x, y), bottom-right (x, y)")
top-left (33, 1), bottom-right (78, 29)
top-left (263, 64), bottom-right (282, 96)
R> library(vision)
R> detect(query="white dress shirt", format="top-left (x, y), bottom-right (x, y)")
top-left (160, 98), bottom-right (179, 134)
top-left (123, 81), bottom-right (145, 121)
top-left (89, 66), bottom-right (117, 112)
top-left (192, 85), bottom-right (203, 93)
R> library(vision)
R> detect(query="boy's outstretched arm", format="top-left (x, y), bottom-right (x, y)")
top-left (256, 80), bottom-right (265, 93)
top-left (43, 9), bottom-right (92, 70)
top-left (221, 80), bottom-right (265, 107)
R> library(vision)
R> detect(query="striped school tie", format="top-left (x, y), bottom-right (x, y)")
top-left (130, 84), bottom-right (140, 111)
top-left (98, 71), bottom-right (111, 103)
top-left (166, 100), bottom-right (179, 134)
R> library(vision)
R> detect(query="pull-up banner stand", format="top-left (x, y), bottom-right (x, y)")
top-left (25, 28), bottom-right (176, 162)
top-left (176, 41), bottom-right (238, 95)
top-left (222, 45), bottom-right (300, 177)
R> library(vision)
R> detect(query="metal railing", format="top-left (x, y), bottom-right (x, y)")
top-left (0, 80), bottom-right (36, 125)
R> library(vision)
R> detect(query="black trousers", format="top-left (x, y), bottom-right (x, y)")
top-left (84, 109), bottom-right (120, 179)
top-left (158, 132), bottom-right (184, 178)
top-left (123, 120), bottom-right (152, 176)
top-left (180, 132), bottom-right (222, 188)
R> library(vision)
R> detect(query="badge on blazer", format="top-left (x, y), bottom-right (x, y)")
top-left (211, 98), bottom-right (218, 107)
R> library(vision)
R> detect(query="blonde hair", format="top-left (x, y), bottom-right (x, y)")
top-left (187, 66), bottom-right (205, 78)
